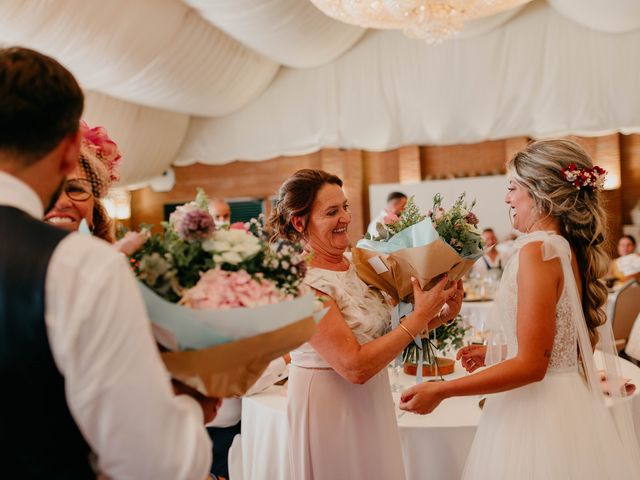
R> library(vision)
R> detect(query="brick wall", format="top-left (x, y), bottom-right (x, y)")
top-left (130, 134), bottom-right (640, 251)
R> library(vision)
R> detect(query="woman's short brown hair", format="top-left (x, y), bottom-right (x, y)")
top-left (268, 169), bottom-right (343, 243)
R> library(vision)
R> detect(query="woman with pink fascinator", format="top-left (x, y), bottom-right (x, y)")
top-left (45, 120), bottom-right (146, 254)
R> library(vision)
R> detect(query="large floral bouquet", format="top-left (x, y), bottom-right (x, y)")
top-left (353, 193), bottom-right (484, 302)
top-left (130, 189), bottom-right (316, 397)
top-left (133, 189), bottom-right (307, 304)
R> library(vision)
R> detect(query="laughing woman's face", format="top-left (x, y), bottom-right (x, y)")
top-left (305, 183), bottom-right (352, 260)
top-left (44, 168), bottom-right (95, 232)
top-left (505, 178), bottom-right (536, 233)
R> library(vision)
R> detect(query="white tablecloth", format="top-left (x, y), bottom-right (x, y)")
top-left (625, 313), bottom-right (640, 361)
top-left (237, 356), bottom-right (640, 480)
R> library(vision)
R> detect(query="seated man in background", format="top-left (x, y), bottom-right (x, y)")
top-left (469, 228), bottom-right (504, 277)
top-left (367, 191), bottom-right (407, 237)
top-left (209, 197), bottom-right (231, 227)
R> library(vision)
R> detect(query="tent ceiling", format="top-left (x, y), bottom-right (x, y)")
top-left (1, 0), bottom-right (639, 185)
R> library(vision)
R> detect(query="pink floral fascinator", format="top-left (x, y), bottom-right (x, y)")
top-left (78, 120), bottom-right (122, 198)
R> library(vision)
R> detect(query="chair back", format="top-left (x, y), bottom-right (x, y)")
top-left (611, 280), bottom-right (640, 350)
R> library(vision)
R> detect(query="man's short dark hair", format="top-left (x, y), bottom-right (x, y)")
top-left (0, 47), bottom-right (84, 166)
top-left (482, 228), bottom-right (495, 234)
top-left (386, 191), bottom-right (407, 203)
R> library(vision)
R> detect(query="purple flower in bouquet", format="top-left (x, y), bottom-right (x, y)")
top-left (181, 269), bottom-right (289, 310)
top-left (170, 204), bottom-right (215, 242)
top-left (465, 212), bottom-right (479, 226)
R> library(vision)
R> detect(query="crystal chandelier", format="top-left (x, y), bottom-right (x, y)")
top-left (310, 0), bottom-right (530, 43)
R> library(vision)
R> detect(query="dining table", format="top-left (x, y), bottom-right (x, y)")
top-left (233, 352), bottom-right (640, 480)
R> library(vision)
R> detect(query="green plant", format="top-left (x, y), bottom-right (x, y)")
top-left (430, 193), bottom-right (484, 257)
top-left (364, 196), bottom-right (426, 241)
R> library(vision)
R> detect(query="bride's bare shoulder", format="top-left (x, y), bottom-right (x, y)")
top-left (518, 241), bottom-right (562, 281)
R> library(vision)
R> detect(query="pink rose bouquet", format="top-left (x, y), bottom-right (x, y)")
top-left (128, 189), bottom-right (317, 397)
top-left (182, 269), bottom-right (290, 310)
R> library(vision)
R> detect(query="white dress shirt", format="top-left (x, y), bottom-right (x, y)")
top-left (0, 172), bottom-right (211, 479)
top-left (366, 209), bottom-right (389, 237)
top-left (469, 251), bottom-right (504, 277)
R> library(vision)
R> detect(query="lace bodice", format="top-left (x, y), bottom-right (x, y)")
top-left (492, 232), bottom-right (578, 372)
top-left (290, 259), bottom-right (391, 368)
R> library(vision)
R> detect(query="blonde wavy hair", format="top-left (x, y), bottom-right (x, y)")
top-left (507, 139), bottom-right (609, 347)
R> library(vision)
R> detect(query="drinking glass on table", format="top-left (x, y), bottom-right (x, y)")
top-left (388, 361), bottom-right (403, 393)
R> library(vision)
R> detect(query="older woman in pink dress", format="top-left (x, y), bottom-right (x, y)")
top-left (268, 169), bottom-right (464, 479)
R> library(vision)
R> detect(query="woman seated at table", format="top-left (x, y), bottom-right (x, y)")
top-left (268, 169), bottom-right (463, 480)
top-left (609, 235), bottom-right (639, 284)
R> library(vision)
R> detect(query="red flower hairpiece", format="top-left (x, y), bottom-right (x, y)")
top-left (561, 163), bottom-right (606, 191)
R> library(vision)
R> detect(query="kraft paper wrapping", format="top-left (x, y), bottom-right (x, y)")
top-left (160, 316), bottom-right (316, 397)
top-left (352, 238), bottom-right (477, 302)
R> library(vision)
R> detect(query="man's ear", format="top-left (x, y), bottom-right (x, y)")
top-left (58, 130), bottom-right (81, 175)
top-left (291, 215), bottom-right (306, 234)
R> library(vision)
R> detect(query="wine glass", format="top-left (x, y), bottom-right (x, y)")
top-left (388, 361), bottom-right (403, 393)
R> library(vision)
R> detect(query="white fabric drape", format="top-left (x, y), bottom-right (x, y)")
top-left (2, 0), bottom-right (640, 182)
top-left (183, 0), bottom-right (365, 68)
top-left (177, 0), bottom-right (640, 165)
top-left (84, 92), bottom-right (190, 185)
top-left (456, 4), bottom-right (527, 39)
top-left (0, 0), bottom-right (279, 116)
top-left (549, 0), bottom-right (640, 34)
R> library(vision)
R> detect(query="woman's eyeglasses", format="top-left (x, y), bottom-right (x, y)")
top-left (64, 179), bottom-right (93, 201)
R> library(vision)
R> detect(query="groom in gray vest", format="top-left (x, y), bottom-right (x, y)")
top-left (0, 47), bottom-right (214, 479)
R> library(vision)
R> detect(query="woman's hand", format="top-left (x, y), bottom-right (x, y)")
top-left (399, 381), bottom-right (446, 415)
top-left (456, 344), bottom-right (486, 373)
top-left (171, 379), bottom-right (222, 424)
top-left (436, 280), bottom-right (464, 326)
top-left (115, 230), bottom-right (150, 256)
top-left (411, 275), bottom-right (456, 329)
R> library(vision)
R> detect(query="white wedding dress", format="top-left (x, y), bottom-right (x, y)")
top-left (462, 231), bottom-right (640, 479)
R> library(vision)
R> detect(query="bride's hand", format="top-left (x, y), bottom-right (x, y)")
top-left (399, 382), bottom-right (445, 415)
top-left (456, 345), bottom-right (486, 373)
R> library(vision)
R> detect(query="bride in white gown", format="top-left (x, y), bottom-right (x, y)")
top-left (400, 139), bottom-right (640, 479)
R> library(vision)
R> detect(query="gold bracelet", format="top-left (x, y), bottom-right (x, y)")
top-left (398, 321), bottom-right (416, 342)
